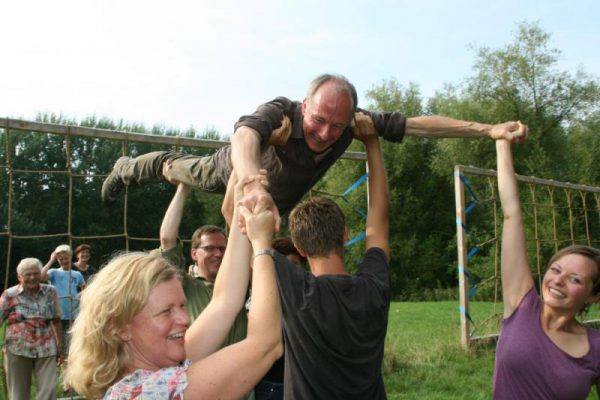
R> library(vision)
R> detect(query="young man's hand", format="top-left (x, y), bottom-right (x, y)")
top-left (351, 112), bottom-right (378, 142)
top-left (489, 121), bottom-right (528, 143)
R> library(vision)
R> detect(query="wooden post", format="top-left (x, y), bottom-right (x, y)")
top-left (455, 166), bottom-right (470, 349)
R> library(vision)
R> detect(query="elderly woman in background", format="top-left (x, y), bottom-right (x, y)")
top-left (65, 175), bottom-right (282, 399)
top-left (0, 258), bottom-right (63, 400)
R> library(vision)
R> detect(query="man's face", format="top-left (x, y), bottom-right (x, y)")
top-left (302, 82), bottom-right (353, 153)
top-left (56, 252), bottom-right (71, 270)
top-left (191, 232), bottom-right (227, 283)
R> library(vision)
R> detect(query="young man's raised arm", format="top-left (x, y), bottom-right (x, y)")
top-left (160, 161), bottom-right (190, 251)
top-left (362, 135), bottom-right (389, 258)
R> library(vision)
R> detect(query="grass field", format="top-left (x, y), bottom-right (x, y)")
top-left (383, 301), bottom-right (497, 400)
top-left (384, 301), bottom-right (599, 399)
top-left (2, 301), bottom-right (599, 399)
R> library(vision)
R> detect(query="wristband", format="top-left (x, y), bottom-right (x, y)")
top-left (254, 249), bottom-right (276, 260)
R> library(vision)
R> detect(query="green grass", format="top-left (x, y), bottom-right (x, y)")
top-left (2, 302), bottom-right (599, 399)
top-left (383, 301), bottom-right (599, 399)
top-left (383, 301), bottom-right (496, 399)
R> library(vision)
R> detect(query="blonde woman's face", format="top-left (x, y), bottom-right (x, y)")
top-left (124, 279), bottom-right (190, 371)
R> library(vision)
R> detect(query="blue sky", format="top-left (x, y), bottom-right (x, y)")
top-left (1, 0), bottom-right (598, 136)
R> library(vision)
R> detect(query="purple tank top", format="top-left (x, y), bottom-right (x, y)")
top-left (493, 287), bottom-right (600, 399)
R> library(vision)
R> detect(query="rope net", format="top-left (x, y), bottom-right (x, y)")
top-left (0, 117), bottom-right (233, 397)
top-left (454, 165), bottom-right (600, 348)
top-left (0, 117), bottom-right (366, 396)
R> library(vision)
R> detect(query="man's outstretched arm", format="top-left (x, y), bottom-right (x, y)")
top-left (353, 111), bottom-right (528, 143)
top-left (405, 116), bottom-right (528, 142)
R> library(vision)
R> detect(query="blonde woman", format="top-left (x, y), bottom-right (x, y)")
top-left (65, 176), bottom-right (282, 399)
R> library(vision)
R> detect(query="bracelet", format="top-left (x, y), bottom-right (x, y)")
top-left (254, 249), bottom-right (276, 260)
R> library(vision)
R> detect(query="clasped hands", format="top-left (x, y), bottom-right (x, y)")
top-left (235, 170), bottom-right (277, 243)
top-left (489, 120), bottom-right (528, 143)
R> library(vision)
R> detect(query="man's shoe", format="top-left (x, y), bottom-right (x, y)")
top-left (101, 156), bottom-right (130, 205)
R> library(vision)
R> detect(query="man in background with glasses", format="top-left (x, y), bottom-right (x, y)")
top-left (188, 225), bottom-right (227, 283)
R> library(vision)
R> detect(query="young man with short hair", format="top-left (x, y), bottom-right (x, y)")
top-left (273, 128), bottom-right (390, 399)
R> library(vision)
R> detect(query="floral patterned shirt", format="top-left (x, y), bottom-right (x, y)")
top-left (104, 360), bottom-right (191, 399)
top-left (0, 283), bottom-right (62, 358)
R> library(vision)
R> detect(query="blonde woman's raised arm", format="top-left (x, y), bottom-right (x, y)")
top-left (184, 184), bottom-right (282, 400)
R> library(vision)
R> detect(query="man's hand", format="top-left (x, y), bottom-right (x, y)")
top-left (489, 121), bottom-right (528, 143)
top-left (237, 171), bottom-right (280, 233)
top-left (267, 115), bottom-right (292, 146)
top-left (234, 170), bottom-right (268, 203)
top-left (351, 112), bottom-right (378, 142)
top-left (162, 160), bottom-right (180, 186)
top-left (235, 171), bottom-right (280, 233)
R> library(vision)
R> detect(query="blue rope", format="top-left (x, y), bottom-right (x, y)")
top-left (459, 305), bottom-right (474, 324)
top-left (341, 172), bottom-right (369, 197)
top-left (455, 171), bottom-right (478, 215)
top-left (345, 231), bottom-right (366, 247)
top-left (341, 196), bottom-right (367, 219)
top-left (458, 265), bottom-right (479, 300)
top-left (340, 173), bottom-right (369, 219)
top-left (456, 171), bottom-right (484, 321)
top-left (458, 173), bottom-right (479, 202)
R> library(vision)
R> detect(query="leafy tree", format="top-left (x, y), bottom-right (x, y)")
top-left (369, 80), bottom-right (458, 298)
top-left (567, 110), bottom-right (600, 185)
top-left (3, 22), bottom-right (598, 299)
top-left (430, 21), bottom-right (600, 180)
top-left (427, 21), bottom-right (600, 298)
top-left (0, 115), bottom-right (225, 285)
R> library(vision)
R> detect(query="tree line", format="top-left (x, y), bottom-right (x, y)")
top-left (1, 22), bottom-right (599, 300)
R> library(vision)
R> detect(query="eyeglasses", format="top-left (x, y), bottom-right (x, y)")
top-left (198, 246), bottom-right (226, 253)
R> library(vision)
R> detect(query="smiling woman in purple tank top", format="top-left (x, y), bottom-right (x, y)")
top-left (493, 133), bottom-right (600, 400)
